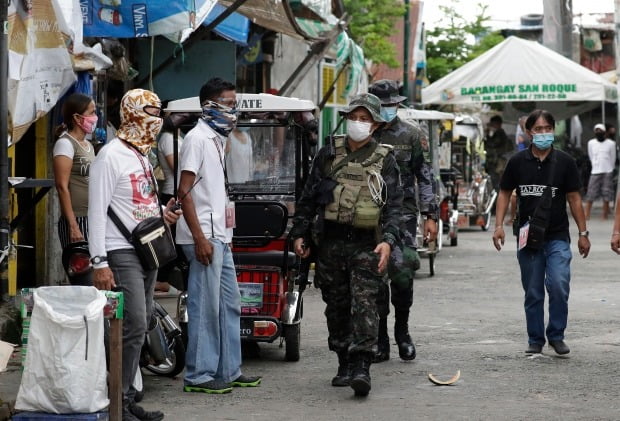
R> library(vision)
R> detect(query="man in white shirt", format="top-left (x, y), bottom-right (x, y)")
top-left (89, 89), bottom-right (181, 421)
top-left (585, 123), bottom-right (617, 220)
top-left (177, 78), bottom-right (261, 394)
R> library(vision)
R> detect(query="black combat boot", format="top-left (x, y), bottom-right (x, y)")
top-left (373, 316), bottom-right (390, 363)
top-left (331, 351), bottom-right (352, 387)
top-left (394, 310), bottom-right (416, 361)
top-left (349, 354), bottom-right (372, 397)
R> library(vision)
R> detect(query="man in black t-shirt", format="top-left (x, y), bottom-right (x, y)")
top-left (492, 109), bottom-right (590, 356)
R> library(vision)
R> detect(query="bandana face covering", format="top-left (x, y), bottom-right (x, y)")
top-left (116, 89), bottom-right (163, 155)
top-left (201, 100), bottom-right (238, 137)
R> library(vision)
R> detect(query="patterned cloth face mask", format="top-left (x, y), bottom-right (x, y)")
top-left (201, 100), bottom-right (238, 137)
top-left (116, 89), bottom-right (164, 155)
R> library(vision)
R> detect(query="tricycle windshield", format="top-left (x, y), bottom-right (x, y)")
top-left (226, 124), bottom-right (297, 195)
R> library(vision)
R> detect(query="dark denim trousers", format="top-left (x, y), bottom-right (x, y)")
top-left (517, 240), bottom-right (572, 345)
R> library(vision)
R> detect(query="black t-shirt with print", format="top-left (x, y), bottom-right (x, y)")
top-left (500, 147), bottom-right (581, 242)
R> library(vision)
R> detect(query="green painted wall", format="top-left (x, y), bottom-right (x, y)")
top-left (134, 39), bottom-right (236, 101)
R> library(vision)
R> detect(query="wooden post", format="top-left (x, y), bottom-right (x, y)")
top-left (108, 318), bottom-right (123, 421)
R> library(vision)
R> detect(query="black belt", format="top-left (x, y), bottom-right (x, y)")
top-left (323, 221), bottom-right (376, 241)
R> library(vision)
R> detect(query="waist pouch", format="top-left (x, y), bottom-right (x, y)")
top-left (525, 217), bottom-right (547, 251)
top-left (108, 208), bottom-right (177, 271)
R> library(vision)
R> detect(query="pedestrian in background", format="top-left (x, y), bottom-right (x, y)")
top-left (484, 115), bottom-right (514, 191)
top-left (515, 116), bottom-right (530, 151)
top-left (177, 77), bottom-right (261, 394)
top-left (605, 123), bottom-right (616, 141)
top-left (584, 123), bottom-right (616, 220)
top-left (291, 93), bottom-right (403, 397)
top-left (89, 88), bottom-right (181, 421)
top-left (368, 79), bottom-right (438, 363)
top-left (493, 109), bottom-right (590, 356)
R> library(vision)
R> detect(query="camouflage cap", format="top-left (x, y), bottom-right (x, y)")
top-left (339, 93), bottom-right (386, 123)
top-left (368, 79), bottom-right (407, 105)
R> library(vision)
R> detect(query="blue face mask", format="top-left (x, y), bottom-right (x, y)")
top-left (532, 133), bottom-right (554, 150)
top-left (380, 106), bottom-right (398, 122)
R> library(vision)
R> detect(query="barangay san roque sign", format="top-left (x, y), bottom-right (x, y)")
top-left (459, 83), bottom-right (577, 102)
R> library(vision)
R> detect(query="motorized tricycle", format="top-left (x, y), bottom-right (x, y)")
top-left (165, 94), bottom-right (317, 361)
top-left (451, 114), bottom-right (497, 233)
top-left (397, 108), bottom-right (455, 276)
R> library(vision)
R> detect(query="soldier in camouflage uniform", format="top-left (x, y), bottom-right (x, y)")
top-left (290, 93), bottom-right (403, 397)
top-left (368, 80), bottom-right (439, 362)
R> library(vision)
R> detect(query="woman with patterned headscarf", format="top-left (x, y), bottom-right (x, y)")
top-left (88, 89), bottom-right (181, 421)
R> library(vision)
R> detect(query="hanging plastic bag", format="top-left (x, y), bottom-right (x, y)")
top-left (15, 286), bottom-right (109, 414)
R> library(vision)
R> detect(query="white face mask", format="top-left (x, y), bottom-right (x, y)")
top-left (347, 120), bottom-right (373, 142)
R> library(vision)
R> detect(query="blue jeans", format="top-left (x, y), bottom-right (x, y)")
top-left (517, 240), bottom-right (571, 345)
top-left (182, 240), bottom-right (242, 385)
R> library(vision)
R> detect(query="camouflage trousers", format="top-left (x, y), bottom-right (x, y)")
top-left (314, 237), bottom-right (384, 356)
top-left (378, 215), bottom-right (419, 318)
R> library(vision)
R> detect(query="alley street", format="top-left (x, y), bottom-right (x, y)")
top-left (2, 204), bottom-right (620, 420)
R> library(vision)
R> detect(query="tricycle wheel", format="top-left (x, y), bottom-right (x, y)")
top-left (284, 324), bottom-right (300, 362)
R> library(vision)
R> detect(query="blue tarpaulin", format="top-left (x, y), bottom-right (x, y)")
top-left (205, 4), bottom-right (250, 46)
top-left (81, 0), bottom-right (249, 43)
top-left (81, 0), bottom-right (195, 38)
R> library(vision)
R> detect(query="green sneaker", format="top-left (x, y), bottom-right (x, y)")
top-left (183, 379), bottom-right (232, 394)
top-left (231, 374), bottom-right (262, 387)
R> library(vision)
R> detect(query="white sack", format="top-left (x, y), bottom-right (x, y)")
top-left (15, 286), bottom-right (109, 414)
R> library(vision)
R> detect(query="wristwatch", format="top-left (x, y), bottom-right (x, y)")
top-left (578, 230), bottom-right (589, 238)
top-left (90, 255), bottom-right (107, 265)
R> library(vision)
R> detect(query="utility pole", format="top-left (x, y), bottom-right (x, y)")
top-left (403, 0), bottom-right (410, 101)
top-left (542, 0), bottom-right (573, 58)
top-left (0, 0), bottom-right (9, 300)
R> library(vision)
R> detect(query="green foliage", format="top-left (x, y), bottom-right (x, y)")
top-left (426, 1), bottom-right (504, 82)
top-left (343, 0), bottom-right (406, 68)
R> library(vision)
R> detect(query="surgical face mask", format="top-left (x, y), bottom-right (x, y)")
top-left (347, 120), bottom-right (373, 142)
top-left (380, 106), bottom-right (398, 122)
top-left (76, 114), bottom-right (98, 134)
top-left (532, 133), bottom-right (554, 150)
top-left (595, 132), bottom-right (606, 142)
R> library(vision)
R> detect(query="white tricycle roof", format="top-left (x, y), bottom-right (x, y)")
top-left (398, 108), bottom-right (455, 121)
top-left (165, 93), bottom-right (316, 113)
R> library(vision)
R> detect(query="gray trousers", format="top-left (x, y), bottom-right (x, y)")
top-left (108, 249), bottom-right (157, 402)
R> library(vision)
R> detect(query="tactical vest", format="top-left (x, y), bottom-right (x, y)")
top-left (324, 137), bottom-right (392, 229)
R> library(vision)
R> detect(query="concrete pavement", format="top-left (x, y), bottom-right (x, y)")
top-left (1, 203), bottom-right (620, 420)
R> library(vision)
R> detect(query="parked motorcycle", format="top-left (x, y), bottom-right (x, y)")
top-left (140, 300), bottom-right (185, 377)
top-left (63, 242), bottom-right (186, 381)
